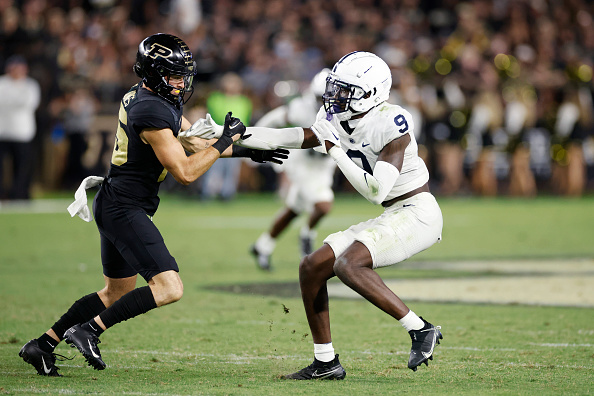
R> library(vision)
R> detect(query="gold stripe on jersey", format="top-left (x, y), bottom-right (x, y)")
top-left (157, 168), bottom-right (168, 182)
top-left (111, 90), bottom-right (136, 166)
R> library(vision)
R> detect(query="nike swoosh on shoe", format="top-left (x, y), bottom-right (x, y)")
top-left (421, 332), bottom-right (437, 359)
top-left (88, 340), bottom-right (101, 359)
top-left (311, 367), bottom-right (341, 379)
top-left (41, 356), bottom-right (52, 375)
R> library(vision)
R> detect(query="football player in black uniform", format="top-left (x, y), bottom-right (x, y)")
top-left (19, 33), bottom-right (288, 376)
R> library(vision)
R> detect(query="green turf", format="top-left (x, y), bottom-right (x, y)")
top-left (1, 193), bottom-right (593, 395)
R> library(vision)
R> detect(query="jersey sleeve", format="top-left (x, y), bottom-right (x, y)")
top-left (128, 100), bottom-right (177, 134)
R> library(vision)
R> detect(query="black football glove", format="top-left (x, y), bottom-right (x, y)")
top-left (223, 111), bottom-right (246, 138)
top-left (249, 148), bottom-right (289, 165)
top-left (231, 146), bottom-right (290, 165)
top-left (212, 112), bottom-right (246, 154)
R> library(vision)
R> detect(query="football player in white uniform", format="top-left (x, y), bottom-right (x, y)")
top-left (250, 69), bottom-right (337, 270)
top-left (180, 51), bottom-right (443, 379)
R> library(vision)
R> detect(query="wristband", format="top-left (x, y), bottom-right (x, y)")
top-left (212, 135), bottom-right (234, 155)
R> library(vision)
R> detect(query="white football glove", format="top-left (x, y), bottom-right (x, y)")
top-left (179, 113), bottom-right (224, 139)
top-left (310, 118), bottom-right (341, 154)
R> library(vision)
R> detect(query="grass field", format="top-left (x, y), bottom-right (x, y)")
top-left (1, 193), bottom-right (593, 395)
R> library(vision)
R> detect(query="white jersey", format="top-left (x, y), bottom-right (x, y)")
top-left (316, 102), bottom-right (429, 200)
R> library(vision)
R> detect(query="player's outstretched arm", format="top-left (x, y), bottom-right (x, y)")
top-left (235, 125), bottom-right (321, 150)
top-left (180, 113), bottom-right (322, 150)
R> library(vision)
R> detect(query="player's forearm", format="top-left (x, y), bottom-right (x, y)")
top-left (172, 148), bottom-right (220, 185)
top-left (328, 147), bottom-right (399, 205)
top-left (178, 135), bottom-right (217, 153)
top-left (235, 126), bottom-right (305, 149)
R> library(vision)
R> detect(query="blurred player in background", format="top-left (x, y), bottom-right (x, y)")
top-left (250, 68), bottom-right (337, 271)
top-left (18, 33), bottom-right (287, 376)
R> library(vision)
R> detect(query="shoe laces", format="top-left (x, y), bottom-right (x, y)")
top-left (410, 325), bottom-right (441, 341)
top-left (420, 325), bottom-right (441, 333)
top-left (54, 353), bottom-right (75, 362)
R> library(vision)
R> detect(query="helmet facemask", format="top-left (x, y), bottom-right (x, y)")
top-left (143, 60), bottom-right (196, 105)
top-left (149, 62), bottom-right (196, 104)
top-left (323, 77), bottom-right (370, 121)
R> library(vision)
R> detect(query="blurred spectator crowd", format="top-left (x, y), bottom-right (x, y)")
top-left (1, 0), bottom-right (593, 199)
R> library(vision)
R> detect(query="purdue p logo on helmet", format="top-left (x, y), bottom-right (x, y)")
top-left (146, 43), bottom-right (174, 60)
top-left (134, 33), bottom-right (197, 105)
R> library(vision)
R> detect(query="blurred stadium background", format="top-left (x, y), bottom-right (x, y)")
top-left (1, 0), bottom-right (593, 200)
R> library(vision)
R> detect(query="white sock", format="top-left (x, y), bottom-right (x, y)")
top-left (399, 310), bottom-right (425, 331)
top-left (255, 233), bottom-right (276, 255)
top-left (314, 342), bottom-right (335, 362)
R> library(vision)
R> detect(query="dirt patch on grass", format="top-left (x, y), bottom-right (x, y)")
top-left (210, 259), bottom-right (594, 308)
top-left (330, 259), bottom-right (594, 307)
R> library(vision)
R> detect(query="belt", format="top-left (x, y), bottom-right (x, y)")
top-left (381, 183), bottom-right (430, 208)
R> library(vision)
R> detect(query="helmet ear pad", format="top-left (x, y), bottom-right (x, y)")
top-left (133, 62), bottom-right (143, 78)
top-left (349, 89), bottom-right (378, 113)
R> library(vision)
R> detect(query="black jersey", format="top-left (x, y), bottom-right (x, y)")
top-left (104, 84), bottom-right (183, 215)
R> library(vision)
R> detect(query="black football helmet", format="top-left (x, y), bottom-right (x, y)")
top-left (133, 33), bottom-right (197, 105)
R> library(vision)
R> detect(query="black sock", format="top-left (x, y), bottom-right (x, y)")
top-left (99, 286), bottom-right (157, 330)
top-left (81, 318), bottom-right (104, 337)
top-left (50, 292), bottom-right (107, 340)
top-left (37, 333), bottom-right (57, 353)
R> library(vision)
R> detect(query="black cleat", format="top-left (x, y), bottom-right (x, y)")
top-left (282, 354), bottom-right (346, 380)
top-left (19, 339), bottom-right (63, 377)
top-left (250, 244), bottom-right (272, 271)
top-left (63, 325), bottom-right (106, 370)
top-left (408, 317), bottom-right (443, 371)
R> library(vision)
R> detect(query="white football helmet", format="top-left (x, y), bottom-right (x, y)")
top-left (324, 51), bottom-right (392, 121)
top-left (310, 68), bottom-right (331, 98)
